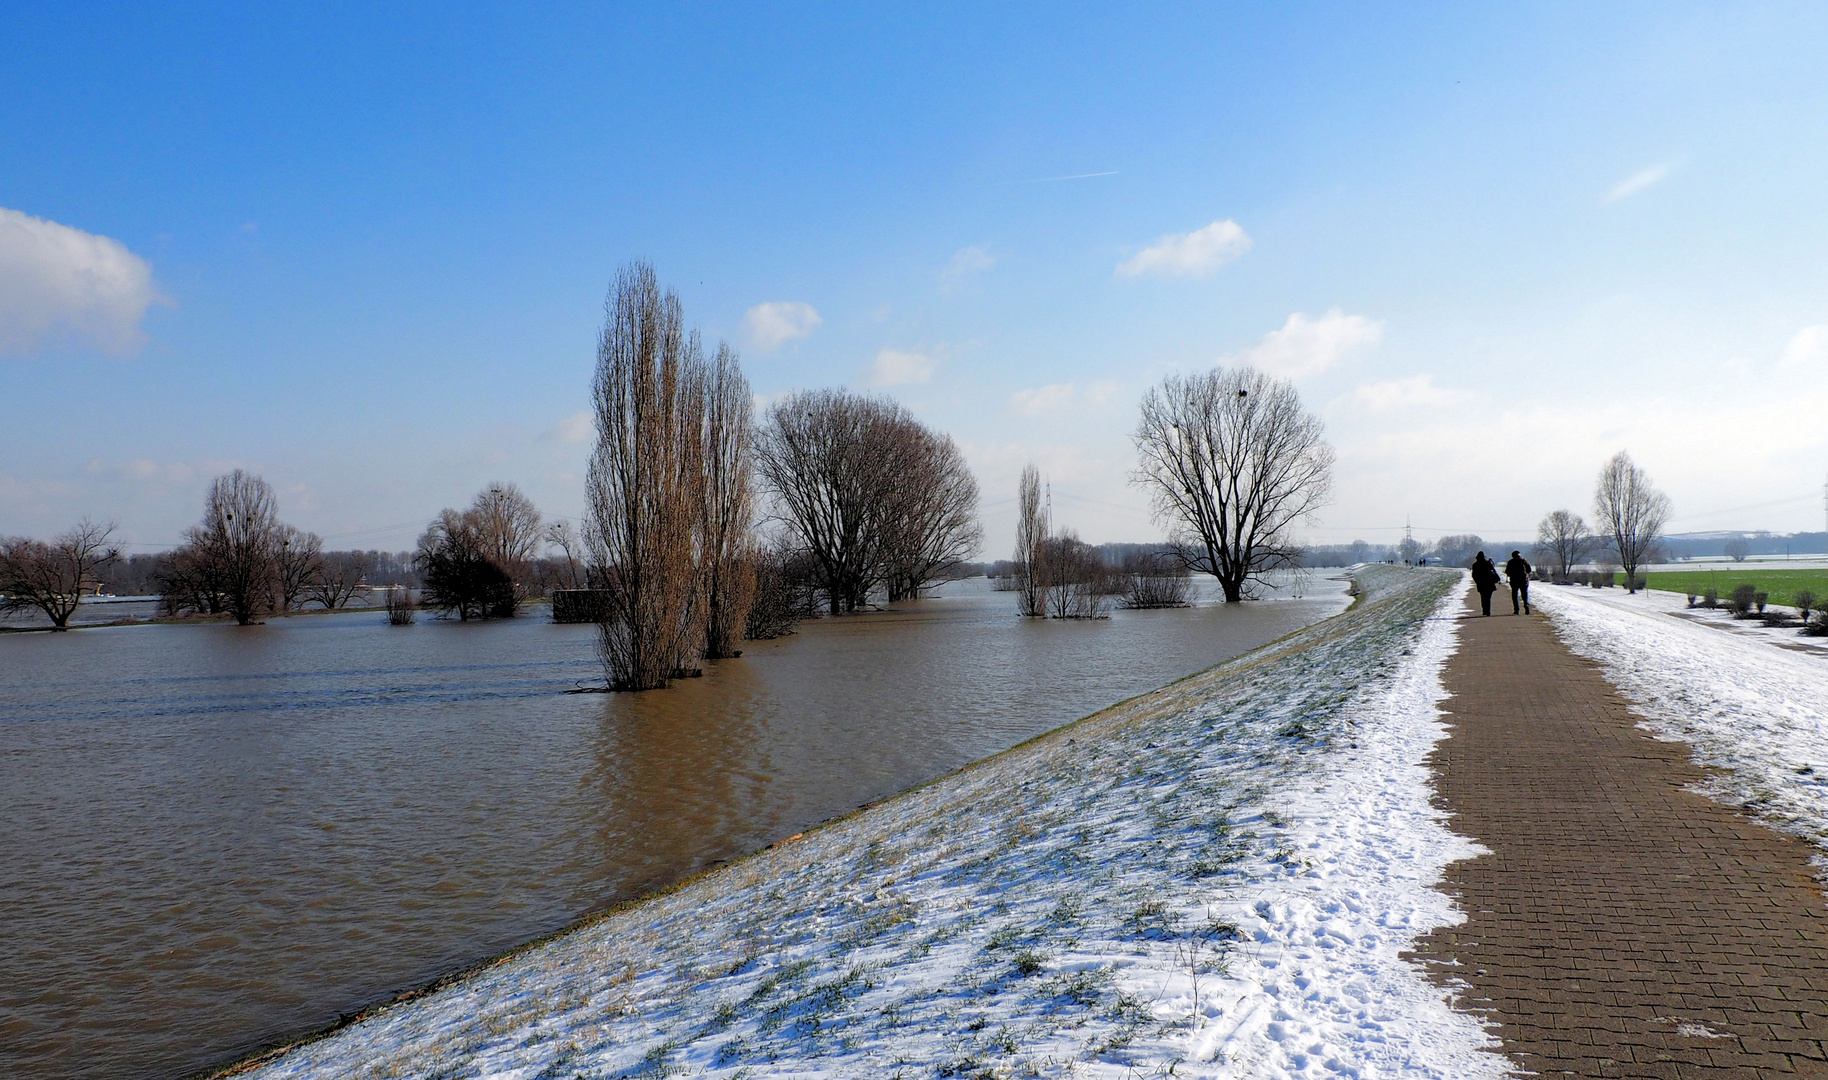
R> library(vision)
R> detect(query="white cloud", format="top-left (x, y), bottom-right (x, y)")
top-left (1116, 220), bottom-right (1251, 278)
top-left (868, 349), bottom-right (935, 386)
top-left (1780, 325), bottom-right (1828, 370)
top-left (542, 411), bottom-right (594, 445)
top-left (1236, 309), bottom-right (1382, 380)
top-left (1605, 162), bottom-right (1673, 202)
top-left (1342, 376), bottom-right (1472, 413)
top-left (940, 245), bottom-right (996, 287)
top-left (0, 206), bottom-right (162, 355)
top-left (740, 301), bottom-right (822, 352)
top-left (1008, 380), bottom-right (1123, 415)
top-left (1010, 383), bottom-right (1075, 415)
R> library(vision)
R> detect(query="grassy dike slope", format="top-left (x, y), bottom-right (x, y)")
top-left (233, 566), bottom-right (1495, 1080)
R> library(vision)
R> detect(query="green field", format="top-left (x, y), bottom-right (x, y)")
top-left (1636, 569), bottom-right (1828, 608)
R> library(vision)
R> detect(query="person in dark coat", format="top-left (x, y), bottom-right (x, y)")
top-left (1470, 551), bottom-right (1501, 616)
top-left (1505, 550), bottom-right (1532, 614)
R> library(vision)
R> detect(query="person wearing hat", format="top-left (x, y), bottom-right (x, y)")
top-left (1504, 549), bottom-right (1532, 614)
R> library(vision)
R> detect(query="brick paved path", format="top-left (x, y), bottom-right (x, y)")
top-left (1411, 589), bottom-right (1828, 1078)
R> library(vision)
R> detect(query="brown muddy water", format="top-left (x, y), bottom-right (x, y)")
top-left (0, 575), bottom-right (1348, 1079)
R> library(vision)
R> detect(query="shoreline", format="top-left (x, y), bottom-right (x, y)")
top-left (217, 566), bottom-right (1501, 1080)
top-left (204, 581), bottom-right (1365, 1079)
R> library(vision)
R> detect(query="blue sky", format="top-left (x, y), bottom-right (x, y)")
top-left (4, 3), bottom-right (1827, 553)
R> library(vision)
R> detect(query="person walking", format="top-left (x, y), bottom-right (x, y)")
top-left (1505, 549), bottom-right (1532, 615)
top-left (1471, 551), bottom-right (1501, 616)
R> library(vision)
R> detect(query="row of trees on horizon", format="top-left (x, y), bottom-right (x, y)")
top-left (1, 262), bottom-right (1730, 653)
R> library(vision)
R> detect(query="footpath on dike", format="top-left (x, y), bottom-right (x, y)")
top-left (1413, 587), bottom-right (1828, 1078)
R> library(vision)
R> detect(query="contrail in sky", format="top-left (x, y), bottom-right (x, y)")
top-left (1017, 170), bottom-right (1118, 183)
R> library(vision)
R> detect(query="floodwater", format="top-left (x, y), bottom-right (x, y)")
top-left (0, 575), bottom-right (1349, 1080)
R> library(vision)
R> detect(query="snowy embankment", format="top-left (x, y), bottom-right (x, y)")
top-left (1537, 585), bottom-right (1828, 856)
top-left (239, 566), bottom-right (1499, 1080)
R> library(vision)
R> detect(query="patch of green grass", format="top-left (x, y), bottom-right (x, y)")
top-left (1637, 569), bottom-right (1828, 609)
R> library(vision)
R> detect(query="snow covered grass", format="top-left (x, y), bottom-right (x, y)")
top-left (1537, 584), bottom-right (1828, 855)
top-left (236, 566), bottom-right (1499, 1080)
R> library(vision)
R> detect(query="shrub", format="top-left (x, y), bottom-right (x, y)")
top-left (1755, 591), bottom-right (1769, 613)
top-left (1804, 609), bottom-right (1828, 637)
top-left (1118, 551), bottom-right (1193, 609)
top-left (1728, 584), bottom-right (1758, 616)
top-left (1795, 590), bottom-right (1817, 621)
top-left (385, 587), bottom-right (416, 625)
top-left (1703, 586), bottom-right (1718, 608)
top-left (1686, 592), bottom-right (1697, 608)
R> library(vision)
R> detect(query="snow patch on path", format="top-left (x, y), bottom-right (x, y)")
top-left (238, 568), bottom-right (1499, 1079)
top-left (1538, 585), bottom-right (1828, 855)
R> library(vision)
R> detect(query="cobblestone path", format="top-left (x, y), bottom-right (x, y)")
top-left (1411, 589), bottom-right (1828, 1078)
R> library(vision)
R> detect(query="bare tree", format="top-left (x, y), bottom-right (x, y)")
top-left (1534, 510), bottom-right (1593, 582)
top-left (756, 389), bottom-right (898, 613)
top-left (757, 389), bottom-right (979, 612)
top-left (169, 470), bottom-right (283, 625)
top-left (700, 341), bottom-right (757, 658)
top-left (306, 551), bottom-right (369, 609)
top-left (880, 425), bottom-right (982, 602)
top-left (1593, 450), bottom-right (1670, 594)
top-left (586, 261), bottom-right (709, 690)
top-left (1131, 366), bottom-right (1334, 602)
top-left (543, 520), bottom-right (588, 592)
top-left (744, 538), bottom-right (819, 640)
top-left (1042, 529), bottom-right (1110, 619)
top-left (1014, 464), bottom-right (1048, 617)
top-left (416, 507), bottom-right (518, 619)
top-left (1724, 536), bottom-right (1750, 562)
top-left (1119, 549), bottom-right (1192, 609)
top-left (1430, 534), bottom-right (1485, 569)
top-left (275, 525), bottom-right (325, 612)
top-left (470, 482), bottom-right (542, 595)
top-left (0, 519), bottom-right (118, 629)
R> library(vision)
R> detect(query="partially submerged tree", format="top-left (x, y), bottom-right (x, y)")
top-left (1593, 450), bottom-right (1670, 594)
top-left (1534, 510), bottom-right (1593, 582)
top-left (758, 388), bottom-right (981, 612)
top-left (1042, 529), bottom-right (1109, 619)
top-left (1119, 549), bottom-right (1192, 609)
top-left (757, 389), bottom-right (896, 613)
top-left (0, 519), bottom-right (119, 629)
top-left (1131, 366), bottom-right (1334, 602)
top-left (274, 525), bottom-right (325, 612)
top-left (415, 507), bottom-right (517, 620)
top-left (744, 538), bottom-right (819, 640)
top-left (586, 261), bottom-right (709, 689)
top-left (1724, 536), bottom-right (1750, 562)
top-left (1013, 464), bottom-right (1048, 617)
top-left (306, 551), bottom-right (369, 609)
top-left (470, 482), bottom-right (543, 595)
top-left (879, 425), bottom-right (982, 603)
top-left (700, 341), bottom-right (757, 659)
top-left (161, 470), bottom-right (284, 625)
top-left (543, 520), bottom-right (588, 592)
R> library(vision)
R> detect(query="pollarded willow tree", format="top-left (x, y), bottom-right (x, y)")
top-left (586, 262), bottom-right (711, 690)
top-left (1131, 365), bottom-right (1334, 603)
top-left (1593, 450), bottom-right (1670, 593)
